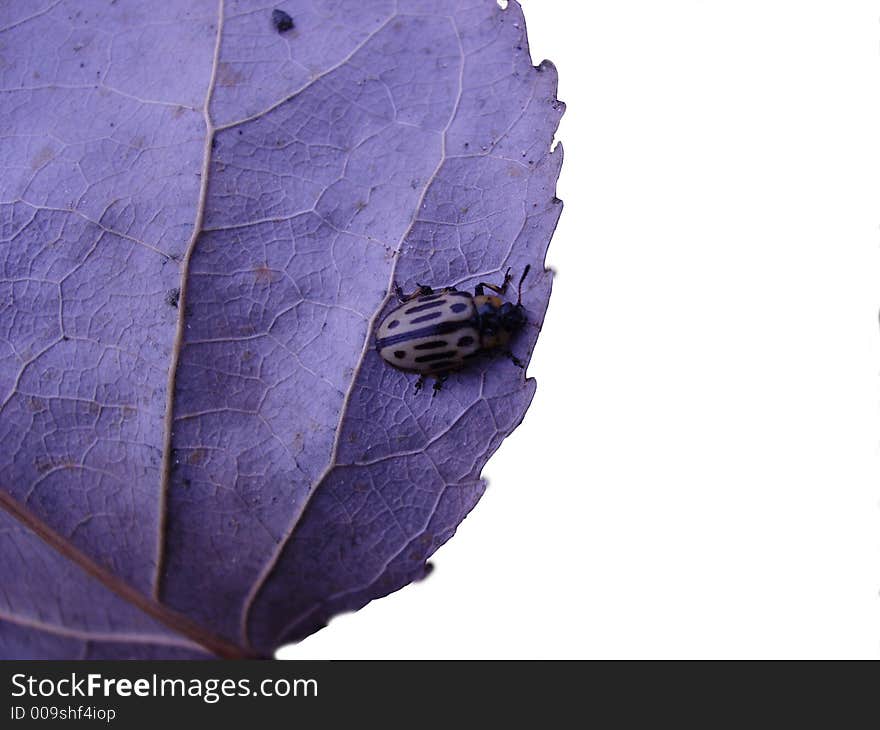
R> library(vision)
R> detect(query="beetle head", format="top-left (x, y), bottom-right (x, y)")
top-left (498, 301), bottom-right (527, 334)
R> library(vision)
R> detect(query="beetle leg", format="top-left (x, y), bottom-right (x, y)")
top-left (395, 283), bottom-right (435, 303)
top-left (505, 350), bottom-right (525, 369)
top-left (432, 373), bottom-right (448, 397)
top-left (474, 267), bottom-right (513, 296)
top-left (414, 374), bottom-right (426, 393)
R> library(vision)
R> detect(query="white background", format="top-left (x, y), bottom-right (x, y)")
top-left (280, 0), bottom-right (880, 659)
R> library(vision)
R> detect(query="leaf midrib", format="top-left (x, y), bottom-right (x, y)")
top-left (0, 490), bottom-right (256, 658)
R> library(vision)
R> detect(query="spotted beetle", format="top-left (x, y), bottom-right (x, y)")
top-left (376, 266), bottom-right (531, 395)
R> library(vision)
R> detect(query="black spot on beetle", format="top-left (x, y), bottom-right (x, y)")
top-left (450, 302), bottom-right (468, 313)
top-left (414, 340), bottom-right (448, 350)
top-left (387, 319), bottom-right (400, 330)
top-left (457, 335), bottom-right (475, 347)
top-left (394, 350), bottom-right (406, 359)
top-left (405, 300), bottom-right (445, 315)
top-left (165, 288), bottom-right (180, 308)
top-left (272, 9), bottom-right (294, 33)
top-left (411, 311), bottom-right (443, 324)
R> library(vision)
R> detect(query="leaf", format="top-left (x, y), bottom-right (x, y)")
top-left (0, 0), bottom-right (564, 659)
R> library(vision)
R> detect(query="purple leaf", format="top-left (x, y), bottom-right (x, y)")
top-left (0, 0), bottom-right (564, 659)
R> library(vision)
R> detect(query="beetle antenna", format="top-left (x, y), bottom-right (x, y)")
top-left (516, 265), bottom-right (531, 305)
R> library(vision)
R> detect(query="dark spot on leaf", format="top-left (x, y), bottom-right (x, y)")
top-left (216, 62), bottom-right (244, 87)
top-left (34, 456), bottom-right (60, 474)
top-left (188, 449), bottom-right (206, 465)
top-left (30, 146), bottom-right (54, 170)
top-left (253, 264), bottom-right (275, 283)
top-left (165, 288), bottom-right (180, 308)
top-left (272, 9), bottom-right (294, 33)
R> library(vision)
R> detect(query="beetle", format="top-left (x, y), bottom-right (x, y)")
top-left (375, 266), bottom-right (531, 395)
